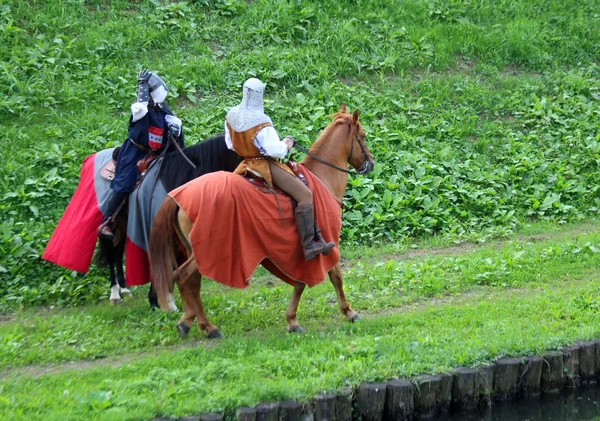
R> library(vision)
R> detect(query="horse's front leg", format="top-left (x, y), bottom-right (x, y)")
top-left (286, 281), bottom-right (306, 333)
top-left (115, 244), bottom-right (133, 298)
top-left (328, 263), bottom-right (360, 322)
top-left (109, 262), bottom-right (121, 305)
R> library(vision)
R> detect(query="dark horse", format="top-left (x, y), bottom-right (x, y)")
top-left (149, 105), bottom-right (375, 337)
top-left (94, 133), bottom-right (241, 307)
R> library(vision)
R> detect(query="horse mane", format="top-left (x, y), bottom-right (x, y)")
top-left (159, 133), bottom-right (242, 192)
top-left (306, 111), bottom-right (357, 160)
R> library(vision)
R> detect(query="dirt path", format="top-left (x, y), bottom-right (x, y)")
top-left (343, 219), bottom-right (600, 265)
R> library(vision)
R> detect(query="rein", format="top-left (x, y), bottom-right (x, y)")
top-left (292, 122), bottom-right (371, 175)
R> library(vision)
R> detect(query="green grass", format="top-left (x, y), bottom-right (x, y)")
top-left (2, 277), bottom-right (600, 420)
top-left (0, 219), bottom-right (599, 369)
top-left (3, 223), bottom-right (600, 419)
top-left (2, 0), bottom-right (600, 308)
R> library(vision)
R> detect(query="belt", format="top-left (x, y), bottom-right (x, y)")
top-left (129, 138), bottom-right (152, 153)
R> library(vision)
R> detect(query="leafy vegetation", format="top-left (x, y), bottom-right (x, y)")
top-left (2, 1), bottom-right (600, 419)
top-left (1, 0), bottom-right (600, 307)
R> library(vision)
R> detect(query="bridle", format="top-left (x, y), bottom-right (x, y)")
top-left (292, 121), bottom-right (371, 175)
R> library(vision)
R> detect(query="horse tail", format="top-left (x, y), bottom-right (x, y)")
top-left (149, 196), bottom-right (180, 311)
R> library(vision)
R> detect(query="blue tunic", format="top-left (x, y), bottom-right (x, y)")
top-left (111, 104), bottom-right (184, 193)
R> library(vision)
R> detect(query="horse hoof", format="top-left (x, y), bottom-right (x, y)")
top-left (176, 323), bottom-right (190, 339)
top-left (349, 314), bottom-right (361, 323)
top-left (288, 326), bottom-right (305, 334)
top-left (207, 329), bottom-right (222, 339)
top-left (120, 288), bottom-right (133, 298)
top-left (109, 298), bottom-right (121, 306)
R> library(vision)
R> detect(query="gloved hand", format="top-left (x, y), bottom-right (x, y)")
top-left (136, 69), bottom-right (152, 103)
top-left (283, 136), bottom-right (296, 151)
top-left (165, 115), bottom-right (182, 138)
top-left (138, 69), bottom-right (152, 85)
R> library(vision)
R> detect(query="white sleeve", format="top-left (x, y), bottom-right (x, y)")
top-left (130, 101), bottom-right (149, 122)
top-left (254, 126), bottom-right (288, 159)
top-left (224, 121), bottom-right (234, 150)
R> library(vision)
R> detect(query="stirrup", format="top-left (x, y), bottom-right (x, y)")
top-left (98, 218), bottom-right (115, 240)
top-left (303, 240), bottom-right (335, 261)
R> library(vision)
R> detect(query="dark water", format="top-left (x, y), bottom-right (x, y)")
top-left (437, 386), bottom-right (600, 421)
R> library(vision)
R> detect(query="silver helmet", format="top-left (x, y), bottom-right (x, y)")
top-left (148, 73), bottom-right (168, 103)
top-left (226, 78), bottom-right (272, 132)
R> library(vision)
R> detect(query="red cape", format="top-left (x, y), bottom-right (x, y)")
top-left (42, 154), bottom-right (103, 273)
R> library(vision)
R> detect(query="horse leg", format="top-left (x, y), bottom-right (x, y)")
top-left (173, 209), bottom-right (221, 339)
top-left (189, 271), bottom-right (222, 339)
top-left (285, 281), bottom-right (306, 333)
top-left (173, 256), bottom-right (199, 338)
top-left (115, 242), bottom-right (132, 298)
top-left (328, 263), bottom-right (360, 322)
top-left (108, 261), bottom-right (121, 305)
top-left (148, 284), bottom-right (160, 310)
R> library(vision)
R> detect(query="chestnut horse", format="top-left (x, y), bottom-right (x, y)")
top-left (149, 105), bottom-right (375, 338)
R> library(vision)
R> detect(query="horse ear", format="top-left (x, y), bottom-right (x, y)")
top-left (340, 103), bottom-right (347, 113)
top-left (352, 109), bottom-right (359, 123)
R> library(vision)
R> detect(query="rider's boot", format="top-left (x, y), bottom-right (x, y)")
top-left (295, 204), bottom-right (335, 261)
top-left (98, 191), bottom-right (128, 240)
top-left (314, 223), bottom-right (333, 256)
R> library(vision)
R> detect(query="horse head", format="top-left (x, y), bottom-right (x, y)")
top-left (303, 104), bottom-right (375, 201)
top-left (341, 104), bottom-right (375, 175)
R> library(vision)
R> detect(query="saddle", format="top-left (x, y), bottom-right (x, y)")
top-left (243, 161), bottom-right (308, 195)
top-left (97, 149), bottom-right (156, 182)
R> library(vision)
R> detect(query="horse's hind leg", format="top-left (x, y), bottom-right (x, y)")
top-left (148, 284), bottom-right (159, 310)
top-left (174, 209), bottom-right (221, 339)
top-left (328, 263), bottom-right (360, 322)
top-left (174, 256), bottom-right (200, 338)
top-left (286, 281), bottom-right (306, 333)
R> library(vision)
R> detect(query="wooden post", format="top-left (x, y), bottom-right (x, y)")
top-left (437, 372), bottom-right (453, 412)
top-left (493, 358), bottom-right (520, 400)
top-left (384, 379), bottom-right (414, 421)
top-left (451, 367), bottom-right (480, 411)
top-left (518, 356), bottom-right (543, 396)
top-left (541, 351), bottom-right (564, 393)
top-left (256, 403), bottom-right (279, 421)
top-left (236, 407), bottom-right (257, 421)
top-left (562, 345), bottom-right (581, 388)
top-left (577, 341), bottom-right (596, 384)
top-left (593, 339), bottom-right (600, 380)
top-left (279, 401), bottom-right (303, 421)
top-left (314, 394), bottom-right (336, 421)
top-left (477, 363), bottom-right (494, 408)
top-left (356, 383), bottom-right (387, 421)
top-left (335, 387), bottom-right (353, 421)
top-left (414, 375), bottom-right (441, 418)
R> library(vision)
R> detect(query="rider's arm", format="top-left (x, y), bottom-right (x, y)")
top-left (255, 126), bottom-right (288, 159)
top-left (130, 70), bottom-right (152, 123)
top-left (224, 121), bottom-right (235, 150)
top-left (130, 102), bottom-right (149, 123)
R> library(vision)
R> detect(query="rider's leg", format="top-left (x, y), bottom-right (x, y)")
top-left (270, 163), bottom-right (335, 260)
top-left (99, 190), bottom-right (128, 239)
